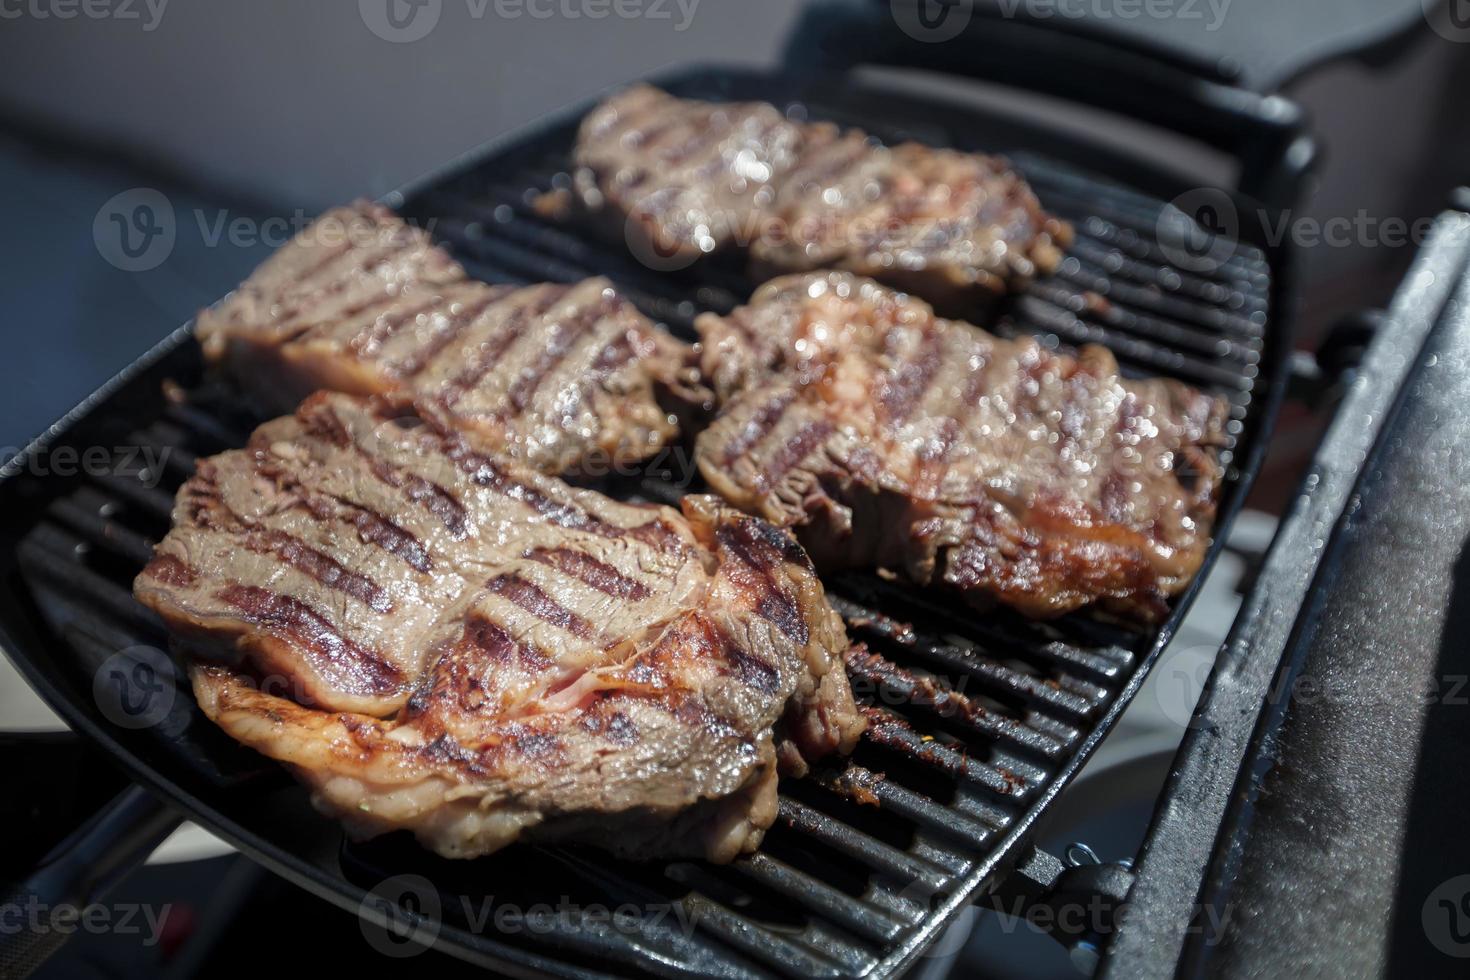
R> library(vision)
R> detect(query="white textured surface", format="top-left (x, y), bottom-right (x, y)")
top-left (0, 648), bottom-right (65, 731)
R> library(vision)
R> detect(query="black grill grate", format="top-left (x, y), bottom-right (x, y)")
top-left (3, 70), bottom-right (1277, 978)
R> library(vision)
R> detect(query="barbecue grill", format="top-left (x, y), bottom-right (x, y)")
top-left (1, 2), bottom-right (1455, 977)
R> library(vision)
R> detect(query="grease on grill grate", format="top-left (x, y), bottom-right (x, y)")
top-left (14, 99), bottom-right (1268, 979)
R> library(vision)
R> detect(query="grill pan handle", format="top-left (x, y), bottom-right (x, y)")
top-left (783, 0), bottom-right (1316, 210)
top-left (0, 783), bottom-right (180, 979)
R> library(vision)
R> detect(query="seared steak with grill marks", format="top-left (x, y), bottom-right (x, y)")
top-left (197, 201), bottom-right (702, 474)
top-left (695, 273), bottom-right (1229, 622)
top-left (135, 392), bottom-right (862, 862)
top-left (562, 86), bottom-right (1069, 304)
top-left (749, 137), bottom-right (1070, 311)
top-left (564, 84), bottom-right (816, 266)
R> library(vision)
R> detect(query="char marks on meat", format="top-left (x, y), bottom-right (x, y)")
top-left (750, 137), bottom-right (1070, 311)
top-left (567, 84), bottom-right (813, 266)
top-left (564, 85), bottom-right (1070, 304)
top-left (196, 200), bottom-right (704, 474)
top-left (136, 392), bottom-right (862, 862)
top-left (695, 272), bottom-right (1229, 622)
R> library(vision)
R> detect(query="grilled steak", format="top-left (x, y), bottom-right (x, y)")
top-left (565, 84), bottom-right (815, 266)
top-left (135, 392), bottom-right (862, 862)
top-left (562, 86), bottom-right (1069, 303)
top-left (695, 272), bottom-right (1229, 622)
top-left (197, 201), bottom-right (702, 474)
top-left (749, 137), bottom-right (1070, 311)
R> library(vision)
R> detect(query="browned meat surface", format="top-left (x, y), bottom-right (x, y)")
top-left (197, 201), bottom-right (702, 474)
top-left (564, 86), bottom-right (1069, 304)
top-left (567, 84), bottom-right (816, 265)
top-left (749, 138), bottom-right (1070, 310)
top-left (695, 273), bottom-right (1229, 622)
top-left (135, 392), bottom-right (862, 862)
top-left (196, 200), bottom-right (464, 357)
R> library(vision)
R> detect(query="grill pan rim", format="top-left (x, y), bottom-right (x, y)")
top-left (0, 63), bottom-right (1295, 979)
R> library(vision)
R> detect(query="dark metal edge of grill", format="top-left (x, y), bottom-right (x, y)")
top-left (0, 64), bottom-right (1293, 980)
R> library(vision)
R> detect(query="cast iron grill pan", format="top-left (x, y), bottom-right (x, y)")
top-left (0, 68), bottom-right (1277, 979)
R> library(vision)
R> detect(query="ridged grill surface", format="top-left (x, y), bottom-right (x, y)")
top-left (6, 71), bottom-right (1272, 978)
